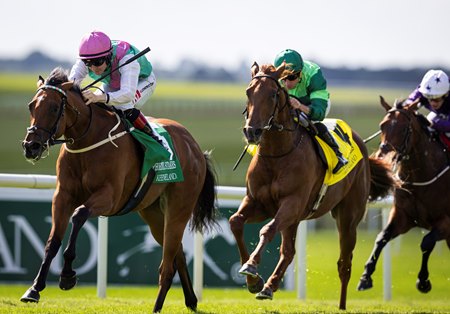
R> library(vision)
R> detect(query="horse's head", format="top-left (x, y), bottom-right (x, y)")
top-left (377, 96), bottom-right (425, 162)
top-left (243, 62), bottom-right (290, 144)
top-left (22, 68), bottom-right (77, 162)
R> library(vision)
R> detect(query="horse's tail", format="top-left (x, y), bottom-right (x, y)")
top-left (368, 156), bottom-right (398, 201)
top-left (191, 152), bottom-right (219, 233)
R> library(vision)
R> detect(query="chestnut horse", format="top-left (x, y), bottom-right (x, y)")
top-left (357, 96), bottom-right (450, 293)
top-left (20, 68), bottom-right (217, 313)
top-left (229, 63), bottom-right (396, 310)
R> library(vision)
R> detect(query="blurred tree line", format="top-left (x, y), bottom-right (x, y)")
top-left (1, 50), bottom-right (446, 88)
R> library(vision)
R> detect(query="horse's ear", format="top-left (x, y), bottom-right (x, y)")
top-left (37, 75), bottom-right (45, 88)
top-left (275, 62), bottom-right (286, 79)
top-left (251, 62), bottom-right (259, 77)
top-left (61, 81), bottom-right (74, 91)
top-left (406, 98), bottom-right (420, 111)
top-left (379, 95), bottom-right (391, 112)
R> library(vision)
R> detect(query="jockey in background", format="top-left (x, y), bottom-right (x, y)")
top-left (69, 30), bottom-right (163, 145)
top-left (274, 49), bottom-right (348, 174)
top-left (406, 69), bottom-right (450, 144)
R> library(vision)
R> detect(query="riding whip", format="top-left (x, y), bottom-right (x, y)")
top-left (363, 130), bottom-right (381, 144)
top-left (232, 144), bottom-right (249, 171)
top-left (82, 47), bottom-right (151, 91)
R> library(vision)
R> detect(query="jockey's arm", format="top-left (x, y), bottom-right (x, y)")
top-left (105, 54), bottom-right (141, 106)
top-left (430, 115), bottom-right (450, 132)
top-left (306, 70), bottom-right (329, 121)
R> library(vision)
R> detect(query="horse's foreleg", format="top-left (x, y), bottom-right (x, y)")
top-left (20, 236), bottom-right (62, 303)
top-left (357, 222), bottom-right (399, 291)
top-left (229, 212), bottom-right (250, 264)
top-left (256, 224), bottom-right (298, 300)
top-left (416, 228), bottom-right (441, 293)
top-left (239, 218), bottom-right (279, 294)
top-left (174, 246), bottom-right (197, 311)
top-left (59, 205), bottom-right (90, 291)
top-left (229, 198), bottom-right (266, 294)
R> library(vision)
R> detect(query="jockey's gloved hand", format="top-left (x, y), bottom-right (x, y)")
top-left (298, 111), bottom-right (310, 128)
top-left (82, 90), bottom-right (107, 105)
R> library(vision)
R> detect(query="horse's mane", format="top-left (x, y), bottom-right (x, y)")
top-left (396, 98), bottom-right (432, 134)
top-left (259, 63), bottom-right (293, 81)
top-left (45, 67), bottom-right (82, 95)
top-left (260, 64), bottom-right (277, 73)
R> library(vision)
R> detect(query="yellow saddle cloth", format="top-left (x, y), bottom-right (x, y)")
top-left (315, 119), bottom-right (363, 185)
top-left (246, 119), bottom-right (363, 186)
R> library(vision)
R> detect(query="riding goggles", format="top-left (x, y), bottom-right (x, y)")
top-left (284, 72), bottom-right (300, 81)
top-left (423, 94), bottom-right (446, 101)
top-left (82, 57), bottom-right (107, 67)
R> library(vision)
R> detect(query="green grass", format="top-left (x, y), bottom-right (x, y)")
top-left (1, 285), bottom-right (449, 313)
top-left (1, 230), bottom-right (448, 313)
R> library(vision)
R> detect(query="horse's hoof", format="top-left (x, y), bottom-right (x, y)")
top-left (357, 275), bottom-right (373, 291)
top-left (239, 263), bottom-right (258, 278)
top-left (416, 278), bottom-right (432, 293)
top-left (255, 287), bottom-right (273, 300)
top-left (247, 274), bottom-right (265, 294)
top-left (185, 297), bottom-right (197, 311)
top-left (20, 287), bottom-right (40, 303)
top-left (59, 274), bottom-right (78, 290)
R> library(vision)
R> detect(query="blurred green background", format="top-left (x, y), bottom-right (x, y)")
top-left (0, 72), bottom-right (412, 186)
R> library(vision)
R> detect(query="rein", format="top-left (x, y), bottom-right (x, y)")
top-left (64, 113), bottom-right (133, 153)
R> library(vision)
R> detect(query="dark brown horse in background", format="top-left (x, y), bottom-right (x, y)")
top-left (229, 63), bottom-right (396, 310)
top-left (20, 68), bottom-right (217, 313)
top-left (358, 96), bottom-right (450, 293)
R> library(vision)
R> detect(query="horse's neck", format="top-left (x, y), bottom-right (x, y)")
top-left (259, 131), bottom-right (294, 155)
top-left (65, 95), bottom-right (114, 144)
top-left (400, 132), bottom-right (448, 179)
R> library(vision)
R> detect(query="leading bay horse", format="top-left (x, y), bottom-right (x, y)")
top-left (357, 96), bottom-right (450, 293)
top-left (229, 63), bottom-right (396, 310)
top-left (20, 68), bottom-right (217, 313)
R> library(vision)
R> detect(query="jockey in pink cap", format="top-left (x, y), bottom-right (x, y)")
top-left (69, 30), bottom-right (164, 146)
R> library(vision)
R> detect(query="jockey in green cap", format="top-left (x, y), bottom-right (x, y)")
top-left (274, 49), bottom-right (348, 174)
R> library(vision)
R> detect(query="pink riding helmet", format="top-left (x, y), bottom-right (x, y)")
top-left (79, 31), bottom-right (112, 59)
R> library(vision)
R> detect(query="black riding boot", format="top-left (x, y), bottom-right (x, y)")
top-left (125, 108), bottom-right (166, 148)
top-left (316, 123), bottom-right (348, 174)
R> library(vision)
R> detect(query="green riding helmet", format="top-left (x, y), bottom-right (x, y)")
top-left (274, 49), bottom-right (304, 72)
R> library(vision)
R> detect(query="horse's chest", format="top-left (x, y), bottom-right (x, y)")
top-left (248, 180), bottom-right (284, 207)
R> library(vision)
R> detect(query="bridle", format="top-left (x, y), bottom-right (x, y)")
top-left (26, 84), bottom-right (92, 149)
top-left (245, 74), bottom-right (297, 132)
